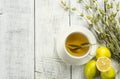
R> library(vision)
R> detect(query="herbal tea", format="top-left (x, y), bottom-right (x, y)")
top-left (65, 32), bottom-right (90, 57)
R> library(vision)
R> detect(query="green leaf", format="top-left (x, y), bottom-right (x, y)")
top-left (77, 0), bottom-right (83, 3)
top-left (94, 14), bottom-right (100, 23)
top-left (111, 3), bottom-right (113, 8)
top-left (118, 17), bottom-right (120, 23)
top-left (89, 5), bottom-right (93, 9)
top-left (101, 17), bottom-right (106, 25)
top-left (111, 12), bottom-right (117, 17)
top-left (116, 3), bottom-right (120, 11)
top-left (71, 7), bottom-right (76, 11)
top-left (61, 0), bottom-right (69, 10)
top-left (61, 0), bottom-right (66, 6)
top-left (104, 0), bottom-right (108, 3)
top-left (106, 3), bottom-right (113, 9)
top-left (112, 18), bottom-right (117, 26)
top-left (92, 0), bottom-right (97, 2)
top-left (91, 18), bottom-right (95, 23)
top-left (85, 4), bottom-right (89, 10)
top-left (94, 7), bottom-right (98, 11)
top-left (99, 9), bottom-right (106, 15)
top-left (89, 23), bottom-right (93, 29)
top-left (90, 14), bottom-right (100, 24)
top-left (80, 12), bottom-right (84, 17)
top-left (108, 12), bottom-right (117, 21)
top-left (86, 15), bottom-right (92, 20)
top-left (65, 5), bottom-right (69, 10)
top-left (108, 16), bottom-right (112, 21)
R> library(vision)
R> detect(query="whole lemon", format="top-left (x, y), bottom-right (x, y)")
top-left (84, 60), bottom-right (97, 79)
top-left (101, 66), bottom-right (116, 79)
top-left (96, 46), bottom-right (111, 59)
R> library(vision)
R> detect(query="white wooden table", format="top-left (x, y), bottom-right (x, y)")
top-left (0, 0), bottom-right (120, 79)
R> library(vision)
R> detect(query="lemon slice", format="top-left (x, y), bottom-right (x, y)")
top-left (96, 56), bottom-right (111, 72)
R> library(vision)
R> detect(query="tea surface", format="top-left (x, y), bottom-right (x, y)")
top-left (65, 32), bottom-right (89, 57)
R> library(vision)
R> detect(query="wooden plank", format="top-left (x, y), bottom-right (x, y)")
top-left (70, 0), bottom-right (87, 27)
top-left (35, 0), bottom-right (70, 79)
top-left (70, 0), bottom-right (104, 79)
top-left (70, 0), bottom-right (88, 78)
top-left (0, 0), bottom-right (34, 79)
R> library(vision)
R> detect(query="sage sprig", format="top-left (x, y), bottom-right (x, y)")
top-left (61, 0), bottom-right (69, 10)
top-left (68, 43), bottom-right (96, 51)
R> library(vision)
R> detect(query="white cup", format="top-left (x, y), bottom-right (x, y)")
top-left (56, 26), bottom-right (97, 65)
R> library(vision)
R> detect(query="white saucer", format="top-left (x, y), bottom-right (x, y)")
top-left (56, 26), bottom-right (97, 65)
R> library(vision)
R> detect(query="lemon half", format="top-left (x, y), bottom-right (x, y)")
top-left (96, 56), bottom-right (111, 72)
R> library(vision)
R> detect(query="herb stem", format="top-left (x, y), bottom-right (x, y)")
top-left (68, 43), bottom-right (96, 51)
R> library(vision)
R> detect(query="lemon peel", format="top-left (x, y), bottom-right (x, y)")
top-left (96, 46), bottom-right (111, 59)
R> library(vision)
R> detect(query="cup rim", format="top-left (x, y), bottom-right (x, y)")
top-left (63, 27), bottom-right (96, 59)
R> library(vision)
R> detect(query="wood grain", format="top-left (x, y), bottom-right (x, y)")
top-left (0, 0), bottom-right (34, 79)
top-left (35, 0), bottom-right (70, 79)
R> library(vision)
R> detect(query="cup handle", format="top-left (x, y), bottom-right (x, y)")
top-left (89, 44), bottom-right (99, 56)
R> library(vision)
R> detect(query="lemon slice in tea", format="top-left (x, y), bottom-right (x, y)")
top-left (96, 56), bottom-right (111, 72)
